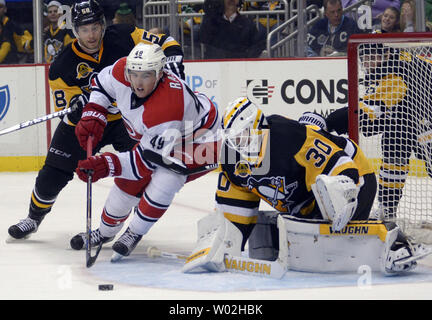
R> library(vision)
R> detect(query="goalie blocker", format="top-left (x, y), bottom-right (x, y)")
top-left (183, 209), bottom-right (432, 276)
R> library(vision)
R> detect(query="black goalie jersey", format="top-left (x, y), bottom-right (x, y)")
top-left (216, 115), bottom-right (375, 234)
top-left (48, 23), bottom-right (184, 125)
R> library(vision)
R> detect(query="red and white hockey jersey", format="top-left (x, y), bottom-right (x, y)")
top-left (88, 57), bottom-right (220, 180)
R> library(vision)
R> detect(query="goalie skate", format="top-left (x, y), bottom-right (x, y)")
top-left (385, 243), bottom-right (432, 273)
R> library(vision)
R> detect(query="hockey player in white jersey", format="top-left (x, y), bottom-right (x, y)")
top-left (70, 43), bottom-right (220, 259)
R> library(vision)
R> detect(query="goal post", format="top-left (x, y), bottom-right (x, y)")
top-left (347, 32), bottom-right (432, 243)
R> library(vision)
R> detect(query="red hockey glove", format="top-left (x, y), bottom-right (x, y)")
top-left (75, 103), bottom-right (108, 150)
top-left (76, 152), bottom-right (122, 183)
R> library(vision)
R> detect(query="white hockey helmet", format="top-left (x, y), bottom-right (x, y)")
top-left (222, 97), bottom-right (269, 164)
top-left (126, 43), bottom-right (166, 76)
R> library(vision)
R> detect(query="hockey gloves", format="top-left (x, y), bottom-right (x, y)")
top-left (75, 103), bottom-right (108, 150)
top-left (76, 152), bottom-right (122, 182)
top-left (67, 94), bottom-right (88, 125)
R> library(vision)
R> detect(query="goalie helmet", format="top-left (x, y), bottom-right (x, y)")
top-left (126, 43), bottom-right (166, 76)
top-left (222, 97), bottom-right (269, 164)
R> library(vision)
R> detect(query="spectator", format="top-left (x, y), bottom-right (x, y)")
top-left (0, 0), bottom-right (32, 62)
top-left (372, 6), bottom-right (400, 33)
top-left (199, 0), bottom-right (265, 59)
top-left (181, 3), bottom-right (203, 36)
top-left (112, 2), bottom-right (136, 26)
top-left (177, 3), bottom-right (204, 59)
top-left (426, 0), bottom-right (432, 31)
top-left (0, 19), bottom-right (17, 63)
top-left (244, 0), bottom-right (286, 46)
top-left (400, 0), bottom-right (415, 32)
top-left (0, 0), bottom-right (31, 63)
top-left (306, 0), bottom-right (362, 57)
top-left (43, 1), bottom-right (74, 63)
top-left (371, 0), bottom-right (401, 25)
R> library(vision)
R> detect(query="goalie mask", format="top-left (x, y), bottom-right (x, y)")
top-left (222, 97), bottom-right (269, 165)
top-left (125, 43), bottom-right (167, 97)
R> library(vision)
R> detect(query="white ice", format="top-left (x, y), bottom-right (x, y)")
top-left (1, 171), bottom-right (432, 300)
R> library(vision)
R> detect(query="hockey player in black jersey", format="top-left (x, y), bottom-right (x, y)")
top-left (215, 97), bottom-right (377, 249)
top-left (326, 43), bottom-right (432, 220)
top-left (182, 97), bottom-right (432, 275)
top-left (8, 0), bottom-right (185, 240)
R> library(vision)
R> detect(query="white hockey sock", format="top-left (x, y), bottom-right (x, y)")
top-left (128, 208), bottom-right (159, 235)
top-left (99, 184), bottom-right (140, 237)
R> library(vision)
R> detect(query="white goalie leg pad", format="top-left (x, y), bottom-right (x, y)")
top-left (224, 215), bottom-right (289, 279)
top-left (281, 216), bottom-right (396, 273)
top-left (181, 210), bottom-right (242, 273)
top-left (311, 174), bottom-right (359, 231)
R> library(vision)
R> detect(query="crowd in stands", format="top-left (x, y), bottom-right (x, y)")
top-left (0, 0), bottom-right (431, 64)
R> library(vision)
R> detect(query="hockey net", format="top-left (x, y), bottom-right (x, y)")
top-left (347, 33), bottom-right (432, 244)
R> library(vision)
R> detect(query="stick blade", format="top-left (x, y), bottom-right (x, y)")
top-left (86, 243), bottom-right (103, 268)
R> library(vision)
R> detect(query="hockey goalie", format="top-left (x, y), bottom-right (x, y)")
top-left (182, 97), bottom-right (432, 277)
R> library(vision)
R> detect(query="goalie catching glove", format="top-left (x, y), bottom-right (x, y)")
top-left (75, 103), bottom-right (108, 150)
top-left (76, 152), bottom-right (121, 182)
top-left (312, 174), bottom-right (359, 231)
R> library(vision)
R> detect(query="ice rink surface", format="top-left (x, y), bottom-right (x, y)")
top-left (1, 171), bottom-right (432, 301)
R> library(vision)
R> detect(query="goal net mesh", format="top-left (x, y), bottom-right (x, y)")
top-left (349, 34), bottom-right (432, 243)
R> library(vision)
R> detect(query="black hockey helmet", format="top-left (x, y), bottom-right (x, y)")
top-left (71, 0), bottom-right (105, 28)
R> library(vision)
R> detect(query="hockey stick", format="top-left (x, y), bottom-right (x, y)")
top-left (0, 105), bottom-right (76, 137)
top-left (147, 246), bottom-right (189, 260)
top-left (141, 148), bottom-right (219, 175)
top-left (85, 136), bottom-right (102, 268)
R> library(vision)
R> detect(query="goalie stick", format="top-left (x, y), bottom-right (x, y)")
top-left (141, 148), bottom-right (219, 175)
top-left (0, 105), bottom-right (77, 136)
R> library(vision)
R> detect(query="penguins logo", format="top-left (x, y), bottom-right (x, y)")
top-left (247, 176), bottom-right (298, 213)
top-left (234, 160), bottom-right (252, 178)
top-left (76, 62), bottom-right (94, 80)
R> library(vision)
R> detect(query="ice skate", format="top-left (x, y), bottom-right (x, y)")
top-left (7, 217), bottom-right (41, 241)
top-left (111, 227), bottom-right (142, 262)
top-left (70, 228), bottom-right (114, 250)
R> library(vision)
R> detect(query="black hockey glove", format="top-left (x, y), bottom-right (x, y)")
top-left (67, 94), bottom-right (89, 125)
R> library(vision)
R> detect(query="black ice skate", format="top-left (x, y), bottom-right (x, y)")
top-left (8, 217), bottom-right (41, 240)
top-left (111, 227), bottom-right (143, 262)
top-left (70, 228), bottom-right (114, 250)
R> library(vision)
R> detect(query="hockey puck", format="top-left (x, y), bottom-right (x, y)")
top-left (98, 284), bottom-right (114, 291)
